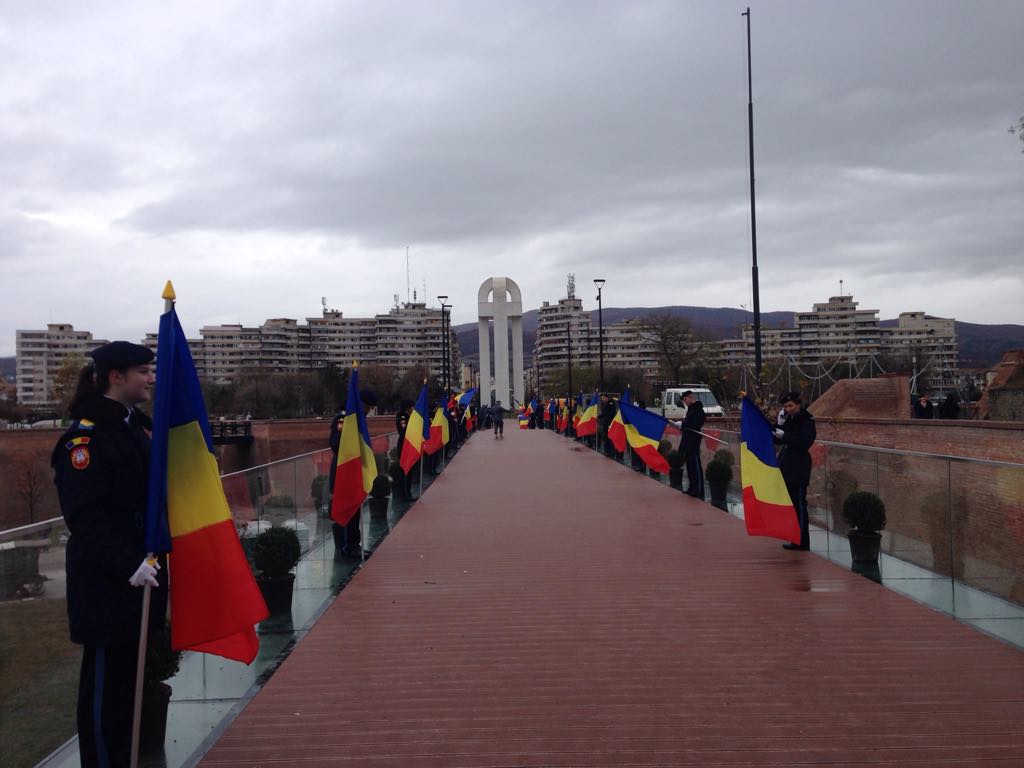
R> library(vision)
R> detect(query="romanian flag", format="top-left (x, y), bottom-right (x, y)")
top-left (400, 384), bottom-right (429, 472)
top-left (146, 297), bottom-right (268, 663)
top-left (618, 400), bottom-right (670, 474)
top-left (572, 395), bottom-right (584, 431)
top-left (457, 388), bottom-right (478, 407)
top-left (575, 392), bottom-right (599, 437)
top-left (740, 398), bottom-right (801, 543)
top-left (462, 403), bottom-right (474, 433)
top-left (331, 366), bottom-right (378, 526)
top-left (545, 399), bottom-right (555, 423)
top-left (608, 387), bottom-right (630, 453)
top-left (424, 403), bottom-right (450, 455)
top-left (518, 412), bottom-right (530, 429)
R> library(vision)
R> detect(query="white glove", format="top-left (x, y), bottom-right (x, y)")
top-left (773, 429), bottom-right (785, 439)
top-left (777, 409), bottom-right (787, 425)
top-left (129, 558), bottom-right (160, 588)
top-left (672, 420), bottom-right (683, 430)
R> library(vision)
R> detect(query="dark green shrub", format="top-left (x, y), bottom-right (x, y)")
top-left (842, 491), bottom-right (887, 532)
top-left (667, 450), bottom-right (684, 469)
top-left (713, 448), bottom-right (735, 467)
top-left (253, 526), bottom-right (301, 578)
top-left (657, 439), bottom-right (673, 458)
top-left (310, 475), bottom-right (328, 507)
top-left (705, 459), bottom-right (733, 484)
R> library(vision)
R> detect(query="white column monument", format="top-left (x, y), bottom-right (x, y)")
top-left (477, 277), bottom-right (524, 407)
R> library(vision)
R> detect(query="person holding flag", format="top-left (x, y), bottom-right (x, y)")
top-left (773, 391), bottom-right (816, 550)
top-left (608, 387), bottom-right (630, 454)
top-left (331, 364), bottom-right (379, 555)
top-left (52, 341), bottom-right (169, 768)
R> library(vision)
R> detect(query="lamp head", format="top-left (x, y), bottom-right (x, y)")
top-left (593, 279), bottom-right (605, 289)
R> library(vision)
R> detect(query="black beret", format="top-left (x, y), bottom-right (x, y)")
top-left (778, 391), bottom-right (802, 405)
top-left (89, 341), bottom-right (154, 368)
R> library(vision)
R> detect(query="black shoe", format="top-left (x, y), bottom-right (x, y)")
top-left (338, 546), bottom-right (363, 558)
top-left (782, 543), bottom-right (810, 551)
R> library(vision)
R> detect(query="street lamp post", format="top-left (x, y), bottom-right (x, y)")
top-left (566, 311), bottom-right (573, 419)
top-left (594, 279), bottom-right (606, 392)
top-left (437, 296), bottom-right (449, 392)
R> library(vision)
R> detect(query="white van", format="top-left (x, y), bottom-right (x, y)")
top-left (657, 385), bottom-right (724, 419)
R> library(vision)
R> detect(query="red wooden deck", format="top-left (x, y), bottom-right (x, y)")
top-left (201, 428), bottom-right (1024, 767)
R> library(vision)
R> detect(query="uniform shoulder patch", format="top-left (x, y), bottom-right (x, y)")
top-left (75, 418), bottom-right (95, 430)
top-left (70, 445), bottom-right (91, 470)
top-left (65, 436), bottom-right (91, 450)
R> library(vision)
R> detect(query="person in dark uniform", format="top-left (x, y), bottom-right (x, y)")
top-left (677, 391), bottom-right (706, 498)
top-left (395, 400), bottom-right (413, 498)
top-left (773, 391), bottom-right (817, 551)
top-left (492, 401), bottom-right (504, 439)
top-left (51, 341), bottom-right (169, 768)
top-left (913, 392), bottom-right (934, 419)
top-left (598, 394), bottom-right (616, 456)
top-left (327, 406), bottom-right (345, 495)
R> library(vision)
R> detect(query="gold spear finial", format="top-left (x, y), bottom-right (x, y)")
top-left (162, 281), bottom-right (176, 300)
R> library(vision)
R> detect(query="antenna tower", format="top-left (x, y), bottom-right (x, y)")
top-left (406, 246), bottom-right (411, 303)
top-left (567, 273), bottom-right (576, 300)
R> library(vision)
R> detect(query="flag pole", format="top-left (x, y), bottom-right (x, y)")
top-left (130, 280), bottom-right (175, 768)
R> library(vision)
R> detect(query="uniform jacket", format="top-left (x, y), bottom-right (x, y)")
top-left (774, 408), bottom-right (816, 486)
top-left (51, 395), bottom-right (168, 646)
top-left (680, 400), bottom-right (706, 454)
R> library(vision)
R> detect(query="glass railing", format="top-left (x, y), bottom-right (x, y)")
top-left (5, 429), bottom-right (467, 768)
top-left (690, 429), bottom-right (1024, 648)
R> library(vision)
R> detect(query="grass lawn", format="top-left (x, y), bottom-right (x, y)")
top-left (0, 598), bottom-right (80, 768)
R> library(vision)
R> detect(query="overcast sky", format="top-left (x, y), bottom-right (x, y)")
top-left (2, 1), bottom-right (1022, 356)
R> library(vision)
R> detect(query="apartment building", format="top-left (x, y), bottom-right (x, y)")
top-left (15, 324), bottom-right (108, 409)
top-left (717, 295), bottom-right (959, 388)
top-left (157, 302), bottom-right (459, 384)
top-left (532, 297), bottom-right (661, 391)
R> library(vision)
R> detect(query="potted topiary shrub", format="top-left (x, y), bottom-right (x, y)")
top-left (139, 623), bottom-right (182, 755)
top-left (368, 475), bottom-right (391, 518)
top-left (667, 450), bottom-right (685, 489)
top-left (705, 459), bottom-right (733, 510)
top-left (253, 526), bottom-right (301, 615)
top-left (842, 491), bottom-right (887, 564)
top-left (713, 448), bottom-right (735, 468)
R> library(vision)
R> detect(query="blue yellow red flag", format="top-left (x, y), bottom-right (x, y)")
top-left (608, 387), bottom-right (630, 453)
top-left (400, 384), bottom-right (429, 472)
top-left (424, 403), bottom-right (450, 455)
top-left (147, 304), bottom-right (267, 663)
top-left (617, 400), bottom-right (670, 473)
top-left (575, 391), bottom-right (600, 437)
top-left (457, 388), bottom-right (478, 407)
top-left (740, 398), bottom-right (801, 543)
top-left (332, 366), bottom-right (378, 526)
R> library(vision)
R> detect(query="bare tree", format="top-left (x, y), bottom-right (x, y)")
top-left (13, 453), bottom-right (47, 524)
top-left (51, 354), bottom-right (86, 417)
top-left (1011, 115), bottom-right (1024, 153)
top-left (639, 313), bottom-right (699, 384)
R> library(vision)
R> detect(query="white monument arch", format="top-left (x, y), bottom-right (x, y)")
top-left (477, 277), bottom-right (524, 407)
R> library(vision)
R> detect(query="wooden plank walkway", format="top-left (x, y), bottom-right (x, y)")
top-left (200, 428), bottom-right (1024, 767)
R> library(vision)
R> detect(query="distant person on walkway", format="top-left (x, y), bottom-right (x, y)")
top-left (395, 399), bottom-right (414, 499)
top-left (678, 391), bottom-right (706, 498)
top-left (598, 394), bottom-right (616, 456)
top-left (913, 393), bottom-right (934, 419)
top-left (51, 341), bottom-right (168, 768)
top-left (328, 406), bottom-right (345, 495)
top-left (492, 401), bottom-right (504, 439)
top-left (773, 391), bottom-right (816, 551)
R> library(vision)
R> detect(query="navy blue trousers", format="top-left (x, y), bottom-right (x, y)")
top-left (78, 644), bottom-right (138, 768)
top-left (685, 449), bottom-right (704, 498)
top-left (786, 481), bottom-right (810, 548)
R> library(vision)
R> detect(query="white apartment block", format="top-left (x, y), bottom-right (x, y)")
top-left (16, 324), bottom-right (108, 409)
top-left (146, 302), bottom-right (459, 384)
top-left (533, 297), bottom-right (661, 392)
top-left (717, 296), bottom-right (959, 389)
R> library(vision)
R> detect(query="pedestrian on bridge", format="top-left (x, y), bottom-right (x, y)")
top-left (678, 390), bottom-right (706, 499)
top-left (492, 402), bottom-right (504, 439)
top-left (773, 391), bottom-right (816, 551)
top-left (51, 341), bottom-right (169, 768)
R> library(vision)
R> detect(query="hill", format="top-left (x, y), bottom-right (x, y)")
top-left (455, 307), bottom-right (1022, 369)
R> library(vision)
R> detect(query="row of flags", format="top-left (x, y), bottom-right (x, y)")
top-left (144, 289), bottom-right (481, 667)
top-left (541, 388), bottom-right (800, 545)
